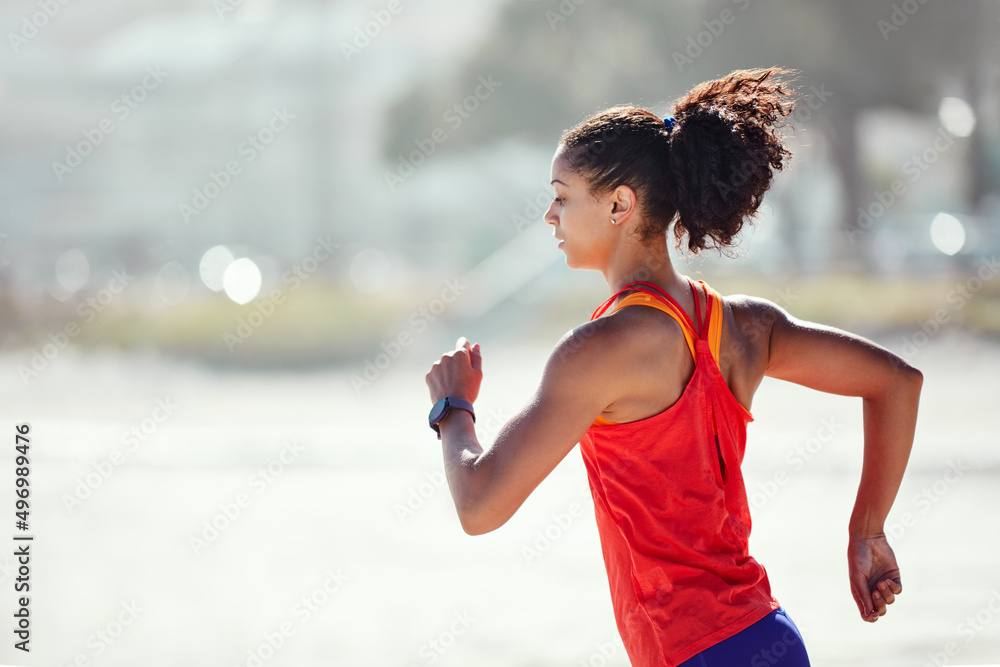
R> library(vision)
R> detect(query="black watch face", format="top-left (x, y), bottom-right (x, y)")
top-left (428, 398), bottom-right (449, 423)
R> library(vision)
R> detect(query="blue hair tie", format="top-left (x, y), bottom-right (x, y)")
top-left (663, 116), bottom-right (676, 132)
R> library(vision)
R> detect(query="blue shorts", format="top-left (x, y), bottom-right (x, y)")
top-left (679, 607), bottom-right (811, 667)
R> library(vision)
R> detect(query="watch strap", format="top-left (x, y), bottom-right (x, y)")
top-left (430, 396), bottom-right (476, 439)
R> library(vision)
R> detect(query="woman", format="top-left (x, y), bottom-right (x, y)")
top-left (423, 68), bottom-right (922, 667)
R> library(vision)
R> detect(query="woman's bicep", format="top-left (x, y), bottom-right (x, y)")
top-left (764, 302), bottom-right (918, 398)
top-left (472, 328), bottom-right (614, 533)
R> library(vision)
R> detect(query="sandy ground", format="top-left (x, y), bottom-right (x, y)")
top-left (0, 328), bottom-right (998, 667)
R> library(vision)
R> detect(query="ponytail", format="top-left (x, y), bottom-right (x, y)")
top-left (557, 67), bottom-right (797, 254)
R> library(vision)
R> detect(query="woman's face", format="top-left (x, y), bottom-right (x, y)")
top-left (545, 147), bottom-right (616, 270)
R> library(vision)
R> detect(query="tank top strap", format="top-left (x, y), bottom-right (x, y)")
top-left (591, 281), bottom-right (699, 333)
top-left (589, 279), bottom-right (726, 366)
top-left (690, 279), bottom-right (723, 369)
top-left (603, 292), bottom-right (699, 364)
top-left (622, 281), bottom-right (700, 332)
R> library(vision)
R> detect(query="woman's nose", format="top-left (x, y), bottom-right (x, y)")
top-left (544, 201), bottom-right (558, 225)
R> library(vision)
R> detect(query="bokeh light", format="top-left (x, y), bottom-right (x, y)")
top-left (938, 97), bottom-right (976, 138)
top-left (223, 257), bottom-right (262, 304)
top-left (199, 245), bottom-right (235, 292)
top-left (156, 260), bottom-right (191, 305)
top-left (55, 248), bottom-right (90, 293)
top-left (930, 212), bottom-right (966, 255)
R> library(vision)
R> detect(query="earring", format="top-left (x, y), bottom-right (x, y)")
top-left (611, 219), bottom-right (617, 225)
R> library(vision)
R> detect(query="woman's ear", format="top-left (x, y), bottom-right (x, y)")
top-left (610, 184), bottom-right (637, 222)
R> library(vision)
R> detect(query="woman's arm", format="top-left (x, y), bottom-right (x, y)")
top-left (758, 298), bottom-right (923, 622)
top-left (425, 324), bottom-right (623, 536)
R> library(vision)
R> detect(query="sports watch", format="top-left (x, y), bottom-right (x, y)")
top-left (428, 396), bottom-right (476, 439)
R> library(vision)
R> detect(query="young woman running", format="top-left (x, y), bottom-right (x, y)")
top-left (424, 68), bottom-right (922, 667)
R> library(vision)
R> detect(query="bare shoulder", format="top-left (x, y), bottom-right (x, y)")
top-left (548, 306), bottom-right (671, 367)
top-left (723, 292), bottom-right (789, 322)
top-left (718, 293), bottom-right (788, 351)
top-left (545, 306), bottom-right (687, 388)
top-left (544, 303), bottom-right (696, 422)
top-left (713, 293), bottom-right (792, 395)
top-left (529, 314), bottom-right (633, 425)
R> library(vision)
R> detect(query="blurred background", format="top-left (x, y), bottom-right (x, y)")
top-left (0, 0), bottom-right (998, 665)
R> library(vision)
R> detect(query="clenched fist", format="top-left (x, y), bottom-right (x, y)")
top-left (425, 337), bottom-right (482, 405)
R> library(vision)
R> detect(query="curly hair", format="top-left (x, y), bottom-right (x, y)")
top-left (557, 67), bottom-right (798, 254)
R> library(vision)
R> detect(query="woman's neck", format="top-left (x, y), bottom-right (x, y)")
top-left (603, 241), bottom-right (686, 296)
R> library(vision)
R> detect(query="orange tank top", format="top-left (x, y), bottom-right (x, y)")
top-left (579, 278), bottom-right (780, 667)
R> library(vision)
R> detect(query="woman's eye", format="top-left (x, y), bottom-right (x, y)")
top-left (554, 197), bottom-right (565, 205)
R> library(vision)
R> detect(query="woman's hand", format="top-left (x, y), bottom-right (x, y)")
top-left (848, 534), bottom-right (902, 622)
top-left (425, 337), bottom-right (482, 405)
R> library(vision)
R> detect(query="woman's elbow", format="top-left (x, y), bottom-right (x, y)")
top-left (898, 360), bottom-right (923, 393)
top-left (883, 354), bottom-right (923, 393)
top-left (862, 356), bottom-right (922, 402)
top-left (885, 359), bottom-right (923, 403)
top-left (459, 512), bottom-right (494, 536)
top-left (459, 502), bottom-right (511, 536)
top-left (460, 516), bottom-right (494, 536)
